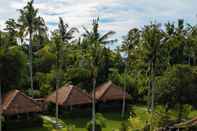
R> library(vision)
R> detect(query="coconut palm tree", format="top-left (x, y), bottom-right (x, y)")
top-left (83, 18), bottom-right (116, 131)
top-left (18, 0), bottom-right (47, 98)
top-left (51, 32), bottom-right (61, 128)
top-left (142, 23), bottom-right (166, 130)
top-left (58, 17), bottom-right (78, 43)
top-left (33, 16), bottom-right (48, 50)
top-left (121, 28), bottom-right (141, 118)
top-left (53, 17), bottom-right (78, 127)
top-left (4, 19), bottom-right (18, 46)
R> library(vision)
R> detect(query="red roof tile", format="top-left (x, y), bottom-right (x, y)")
top-left (95, 81), bottom-right (129, 102)
top-left (0, 90), bottom-right (42, 115)
top-left (46, 84), bottom-right (92, 106)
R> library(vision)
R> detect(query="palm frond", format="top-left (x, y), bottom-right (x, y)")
top-left (102, 39), bottom-right (118, 45)
top-left (82, 26), bottom-right (91, 37)
top-left (99, 31), bottom-right (116, 43)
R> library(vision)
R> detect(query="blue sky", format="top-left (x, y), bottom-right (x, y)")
top-left (0, 0), bottom-right (197, 46)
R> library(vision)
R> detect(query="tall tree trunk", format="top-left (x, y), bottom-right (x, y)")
top-left (194, 54), bottom-right (196, 65)
top-left (0, 81), bottom-right (2, 131)
top-left (150, 63), bottom-right (155, 131)
top-left (147, 67), bottom-right (151, 112)
top-left (178, 88), bottom-right (183, 123)
top-left (55, 45), bottom-right (60, 127)
top-left (55, 74), bottom-right (59, 126)
top-left (188, 56), bottom-right (191, 65)
top-left (147, 79), bottom-right (151, 112)
top-left (92, 77), bottom-right (96, 131)
top-left (178, 103), bottom-right (183, 122)
top-left (150, 78), bottom-right (155, 130)
top-left (121, 66), bottom-right (127, 119)
top-left (29, 31), bottom-right (34, 98)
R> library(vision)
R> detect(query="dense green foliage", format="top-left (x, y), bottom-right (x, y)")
top-left (0, 1), bottom-right (197, 129)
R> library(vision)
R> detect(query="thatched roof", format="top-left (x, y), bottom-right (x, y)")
top-left (174, 117), bottom-right (197, 128)
top-left (95, 81), bottom-right (130, 102)
top-left (46, 84), bottom-right (92, 106)
top-left (0, 89), bottom-right (42, 115)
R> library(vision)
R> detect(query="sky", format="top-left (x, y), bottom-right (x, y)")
top-left (0, 0), bottom-right (197, 47)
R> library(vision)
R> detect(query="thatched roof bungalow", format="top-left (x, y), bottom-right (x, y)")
top-left (95, 81), bottom-right (130, 102)
top-left (46, 84), bottom-right (92, 106)
top-left (0, 89), bottom-right (42, 115)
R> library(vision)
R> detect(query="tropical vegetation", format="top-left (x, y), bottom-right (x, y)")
top-left (0, 0), bottom-right (197, 131)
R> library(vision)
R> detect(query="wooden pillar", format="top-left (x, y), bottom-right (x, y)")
top-left (26, 113), bottom-right (30, 120)
top-left (70, 105), bottom-right (73, 111)
top-left (17, 114), bottom-right (20, 121)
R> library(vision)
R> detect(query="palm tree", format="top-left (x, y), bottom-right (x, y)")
top-left (58, 17), bottom-right (78, 43)
top-left (4, 19), bottom-right (18, 46)
top-left (18, 0), bottom-right (47, 98)
top-left (33, 16), bottom-right (48, 51)
top-left (142, 23), bottom-right (165, 130)
top-left (121, 28), bottom-right (140, 118)
top-left (187, 25), bottom-right (197, 65)
top-left (52, 32), bottom-right (61, 128)
top-left (53, 17), bottom-right (78, 127)
top-left (83, 18), bottom-right (116, 131)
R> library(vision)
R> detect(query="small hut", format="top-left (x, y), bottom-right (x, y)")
top-left (0, 89), bottom-right (42, 117)
top-left (0, 89), bottom-right (42, 115)
top-left (95, 81), bottom-right (130, 102)
top-left (0, 89), bottom-right (44, 129)
top-left (95, 81), bottom-right (130, 111)
top-left (46, 84), bottom-right (92, 110)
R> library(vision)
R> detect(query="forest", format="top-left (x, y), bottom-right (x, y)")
top-left (0, 0), bottom-right (197, 131)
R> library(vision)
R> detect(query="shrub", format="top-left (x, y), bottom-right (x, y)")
top-left (154, 106), bottom-right (177, 127)
top-left (176, 104), bottom-right (192, 120)
top-left (42, 115), bottom-right (74, 131)
top-left (154, 105), bottom-right (193, 128)
top-left (86, 113), bottom-right (106, 131)
top-left (51, 128), bottom-right (68, 131)
top-left (119, 122), bottom-right (129, 131)
top-left (128, 117), bottom-right (143, 131)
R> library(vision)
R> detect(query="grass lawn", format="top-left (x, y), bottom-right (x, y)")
top-left (16, 111), bottom-right (129, 131)
top-left (63, 112), bottom-right (127, 131)
top-left (14, 106), bottom-right (197, 131)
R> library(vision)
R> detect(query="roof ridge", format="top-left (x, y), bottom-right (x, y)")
top-left (97, 80), bottom-right (111, 89)
top-left (3, 90), bottom-right (19, 110)
top-left (98, 81), bottom-right (112, 99)
top-left (52, 84), bottom-right (69, 104)
top-left (74, 86), bottom-right (92, 100)
top-left (62, 85), bottom-right (73, 105)
top-left (19, 91), bottom-right (42, 109)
